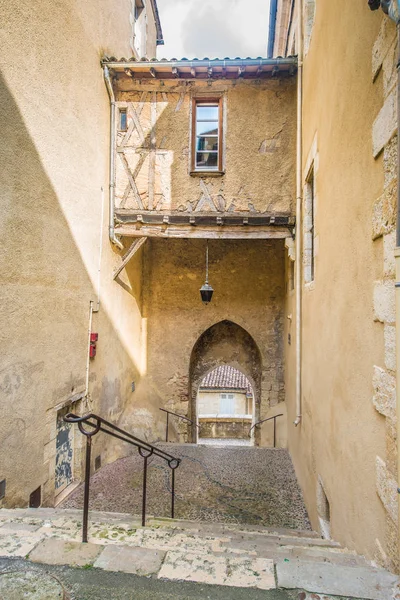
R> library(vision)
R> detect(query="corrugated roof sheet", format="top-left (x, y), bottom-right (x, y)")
top-left (200, 366), bottom-right (252, 393)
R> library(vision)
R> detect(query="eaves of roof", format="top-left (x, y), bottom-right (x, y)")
top-left (102, 56), bottom-right (297, 80)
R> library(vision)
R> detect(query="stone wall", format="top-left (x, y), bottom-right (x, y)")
top-left (371, 14), bottom-right (399, 571)
top-left (142, 238), bottom-right (287, 445)
top-left (198, 418), bottom-right (252, 439)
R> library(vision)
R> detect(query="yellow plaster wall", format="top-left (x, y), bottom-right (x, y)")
top-left (285, 0), bottom-right (389, 566)
top-left (142, 238), bottom-right (286, 443)
top-left (0, 0), bottom-right (158, 507)
top-left (115, 78), bottom-right (296, 216)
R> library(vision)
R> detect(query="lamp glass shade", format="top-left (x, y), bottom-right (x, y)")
top-left (200, 283), bottom-right (214, 304)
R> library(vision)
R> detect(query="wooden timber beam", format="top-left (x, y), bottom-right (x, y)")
top-left (114, 225), bottom-right (291, 239)
top-left (113, 236), bottom-right (147, 280)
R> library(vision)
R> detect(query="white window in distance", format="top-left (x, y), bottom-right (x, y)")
top-left (220, 393), bottom-right (235, 414)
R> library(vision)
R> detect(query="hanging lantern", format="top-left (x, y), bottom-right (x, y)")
top-left (200, 241), bottom-right (214, 304)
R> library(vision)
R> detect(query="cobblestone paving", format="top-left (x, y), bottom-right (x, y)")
top-left (63, 445), bottom-right (311, 530)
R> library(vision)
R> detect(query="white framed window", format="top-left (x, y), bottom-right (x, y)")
top-left (191, 98), bottom-right (223, 173)
top-left (220, 393), bottom-right (235, 414)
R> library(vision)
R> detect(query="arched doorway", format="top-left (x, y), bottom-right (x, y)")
top-left (197, 365), bottom-right (255, 445)
top-left (188, 320), bottom-right (262, 444)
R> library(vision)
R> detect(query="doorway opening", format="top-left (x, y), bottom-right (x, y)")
top-left (197, 365), bottom-right (254, 446)
top-left (188, 320), bottom-right (262, 445)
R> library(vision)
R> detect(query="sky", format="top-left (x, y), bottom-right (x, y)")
top-left (156, 0), bottom-right (270, 60)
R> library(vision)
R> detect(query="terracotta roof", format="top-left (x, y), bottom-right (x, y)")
top-left (102, 56), bottom-right (297, 80)
top-left (200, 366), bottom-right (252, 394)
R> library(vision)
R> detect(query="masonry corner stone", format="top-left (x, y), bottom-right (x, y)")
top-left (376, 455), bottom-right (398, 526)
top-left (373, 88), bottom-right (397, 158)
top-left (372, 181), bottom-right (397, 239)
top-left (373, 280), bottom-right (395, 324)
top-left (373, 365), bottom-right (396, 419)
top-left (372, 16), bottom-right (397, 81)
top-left (384, 324), bottom-right (396, 372)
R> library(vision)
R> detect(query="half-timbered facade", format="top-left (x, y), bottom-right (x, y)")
top-left (104, 57), bottom-right (297, 241)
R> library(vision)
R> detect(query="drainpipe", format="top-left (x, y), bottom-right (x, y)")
top-left (267, 0), bottom-right (278, 58)
top-left (103, 66), bottom-right (124, 250)
top-left (294, 0), bottom-right (303, 427)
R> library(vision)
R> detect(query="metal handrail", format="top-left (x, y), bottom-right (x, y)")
top-left (249, 413), bottom-right (284, 448)
top-left (160, 408), bottom-right (200, 442)
top-left (64, 412), bottom-right (181, 541)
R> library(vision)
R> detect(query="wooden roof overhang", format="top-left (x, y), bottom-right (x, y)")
top-left (115, 212), bottom-right (295, 240)
top-left (102, 56), bottom-right (298, 81)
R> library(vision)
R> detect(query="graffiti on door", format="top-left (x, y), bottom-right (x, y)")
top-left (55, 407), bottom-right (74, 493)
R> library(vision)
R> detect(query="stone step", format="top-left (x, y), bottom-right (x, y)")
top-left (148, 515), bottom-right (322, 538)
top-left (0, 508), bottom-right (398, 599)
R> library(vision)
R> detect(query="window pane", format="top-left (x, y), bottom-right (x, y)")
top-left (196, 105), bottom-right (218, 120)
top-left (196, 121), bottom-right (218, 136)
top-left (196, 136), bottom-right (218, 152)
top-left (220, 396), bottom-right (235, 414)
top-left (196, 152), bottom-right (218, 168)
top-left (120, 110), bottom-right (127, 131)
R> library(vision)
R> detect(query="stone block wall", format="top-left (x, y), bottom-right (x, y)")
top-left (198, 418), bottom-right (252, 440)
top-left (371, 15), bottom-right (398, 571)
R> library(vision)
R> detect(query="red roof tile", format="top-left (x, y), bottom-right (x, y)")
top-left (200, 366), bottom-right (252, 393)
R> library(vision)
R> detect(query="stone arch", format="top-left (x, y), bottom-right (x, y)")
top-left (188, 320), bottom-right (262, 443)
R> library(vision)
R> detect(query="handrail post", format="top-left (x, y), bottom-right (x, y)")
top-left (82, 435), bottom-right (92, 543)
top-left (171, 467), bottom-right (175, 519)
top-left (142, 456), bottom-right (148, 527)
top-left (65, 412), bottom-right (181, 535)
top-left (273, 416), bottom-right (277, 448)
top-left (166, 411), bottom-right (169, 442)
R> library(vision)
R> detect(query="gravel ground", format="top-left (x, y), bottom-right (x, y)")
top-left (62, 445), bottom-right (311, 530)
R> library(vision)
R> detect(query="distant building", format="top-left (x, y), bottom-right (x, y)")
top-left (198, 366), bottom-right (253, 417)
top-left (197, 366), bottom-right (253, 440)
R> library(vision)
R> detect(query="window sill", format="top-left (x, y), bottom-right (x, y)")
top-left (190, 170), bottom-right (225, 177)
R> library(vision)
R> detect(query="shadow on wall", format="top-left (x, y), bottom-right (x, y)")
top-left (0, 71), bottom-right (144, 507)
top-left (188, 320), bottom-right (262, 444)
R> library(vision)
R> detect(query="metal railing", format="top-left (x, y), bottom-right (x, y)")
top-left (64, 412), bottom-right (181, 542)
top-left (249, 413), bottom-right (284, 448)
top-left (160, 408), bottom-right (200, 442)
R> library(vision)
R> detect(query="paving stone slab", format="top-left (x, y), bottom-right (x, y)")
top-left (29, 538), bottom-right (102, 567)
top-left (0, 533), bottom-right (43, 557)
top-left (158, 550), bottom-right (275, 589)
top-left (276, 559), bottom-right (398, 600)
top-left (0, 522), bottom-right (42, 533)
top-left (0, 571), bottom-right (65, 599)
top-left (94, 544), bottom-right (166, 575)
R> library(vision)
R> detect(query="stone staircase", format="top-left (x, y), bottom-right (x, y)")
top-left (0, 508), bottom-right (398, 599)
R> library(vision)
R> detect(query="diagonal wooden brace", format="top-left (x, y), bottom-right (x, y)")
top-left (113, 237), bottom-right (147, 280)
